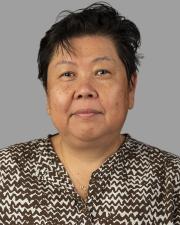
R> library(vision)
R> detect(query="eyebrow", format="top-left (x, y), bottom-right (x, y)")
top-left (55, 56), bottom-right (115, 67)
top-left (91, 56), bottom-right (115, 63)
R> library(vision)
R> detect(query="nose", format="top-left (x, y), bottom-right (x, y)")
top-left (74, 82), bottom-right (98, 100)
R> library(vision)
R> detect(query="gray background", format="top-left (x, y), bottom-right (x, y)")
top-left (0, 0), bottom-right (179, 155)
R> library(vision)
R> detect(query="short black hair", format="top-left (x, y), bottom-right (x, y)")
top-left (37, 1), bottom-right (142, 91)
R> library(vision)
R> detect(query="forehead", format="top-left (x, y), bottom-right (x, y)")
top-left (50, 35), bottom-right (120, 65)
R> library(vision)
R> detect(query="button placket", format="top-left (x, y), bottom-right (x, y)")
top-left (81, 202), bottom-right (88, 213)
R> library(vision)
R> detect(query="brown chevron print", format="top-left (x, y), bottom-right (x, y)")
top-left (0, 133), bottom-right (180, 224)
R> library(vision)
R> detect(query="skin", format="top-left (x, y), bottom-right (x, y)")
top-left (46, 35), bottom-right (137, 196)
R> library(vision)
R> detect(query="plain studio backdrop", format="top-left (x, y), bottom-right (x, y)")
top-left (0, 0), bottom-right (179, 155)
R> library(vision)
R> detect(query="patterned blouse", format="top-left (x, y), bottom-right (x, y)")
top-left (0, 133), bottom-right (180, 225)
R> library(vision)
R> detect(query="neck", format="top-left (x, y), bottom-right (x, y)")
top-left (52, 132), bottom-right (125, 169)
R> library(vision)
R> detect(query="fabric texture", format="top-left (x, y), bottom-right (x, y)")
top-left (0, 133), bottom-right (180, 225)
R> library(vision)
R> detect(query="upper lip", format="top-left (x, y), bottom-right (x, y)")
top-left (72, 108), bottom-right (102, 115)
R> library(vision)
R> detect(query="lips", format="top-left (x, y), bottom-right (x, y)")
top-left (72, 108), bottom-right (102, 117)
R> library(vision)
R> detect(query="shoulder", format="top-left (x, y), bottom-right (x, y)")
top-left (129, 135), bottom-right (180, 162)
top-left (0, 137), bottom-right (48, 172)
top-left (126, 134), bottom-right (180, 179)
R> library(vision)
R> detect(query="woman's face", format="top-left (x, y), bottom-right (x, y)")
top-left (47, 35), bottom-right (137, 142)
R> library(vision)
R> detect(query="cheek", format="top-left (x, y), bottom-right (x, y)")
top-left (48, 86), bottom-right (71, 114)
top-left (102, 85), bottom-right (128, 111)
top-left (115, 90), bottom-right (129, 109)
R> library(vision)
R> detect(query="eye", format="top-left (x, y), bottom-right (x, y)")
top-left (96, 69), bottom-right (110, 76)
top-left (59, 71), bottom-right (75, 80)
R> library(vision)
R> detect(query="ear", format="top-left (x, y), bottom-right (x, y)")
top-left (128, 73), bottom-right (138, 110)
top-left (46, 95), bottom-right (51, 116)
top-left (47, 106), bottom-right (51, 115)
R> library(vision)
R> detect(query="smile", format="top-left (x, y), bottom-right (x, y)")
top-left (75, 112), bottom-right (101, 118)
top-left (72, 109), bottom-right (102, 118)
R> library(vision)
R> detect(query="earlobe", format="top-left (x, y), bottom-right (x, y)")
top-left (47, 105), bottom-right (51, 115)
top-left (128, 100), bottom-right (134, 110)
top-left (47, 108), bottom-right (50, 115)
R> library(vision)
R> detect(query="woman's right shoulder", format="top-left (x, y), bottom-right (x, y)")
top-left (0, 137), bottom-right (48, 168)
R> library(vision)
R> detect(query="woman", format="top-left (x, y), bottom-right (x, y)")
top-left (0, 2), bottom-right (179, 225)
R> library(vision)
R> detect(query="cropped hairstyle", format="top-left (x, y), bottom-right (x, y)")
top-left (37, 1), bottom-right (142, 91)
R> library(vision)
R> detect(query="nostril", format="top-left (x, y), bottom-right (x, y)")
top-left (77, 93), bottom-right (94, 99)
top-left (85, 93), bottom-right (94, 98)
top-left (74, 87), bottom-right (98, 99)
top-left (77, 94), bottom-right (83, 99)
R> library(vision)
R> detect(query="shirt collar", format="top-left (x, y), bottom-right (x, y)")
top-left (35, 133), bottom-right (133, 187)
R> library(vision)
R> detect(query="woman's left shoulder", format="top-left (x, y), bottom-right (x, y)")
top-left (127, 134), bottom-right (180, 174)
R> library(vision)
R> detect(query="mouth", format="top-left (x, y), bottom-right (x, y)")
top-left (72, 109), bottom-right (102, 118)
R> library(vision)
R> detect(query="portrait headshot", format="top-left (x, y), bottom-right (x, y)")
top-left (0, 1), bottom-right (180, 225)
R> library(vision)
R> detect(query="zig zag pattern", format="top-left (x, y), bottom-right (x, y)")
top-left (0, 134), bottom-right (180, 225)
